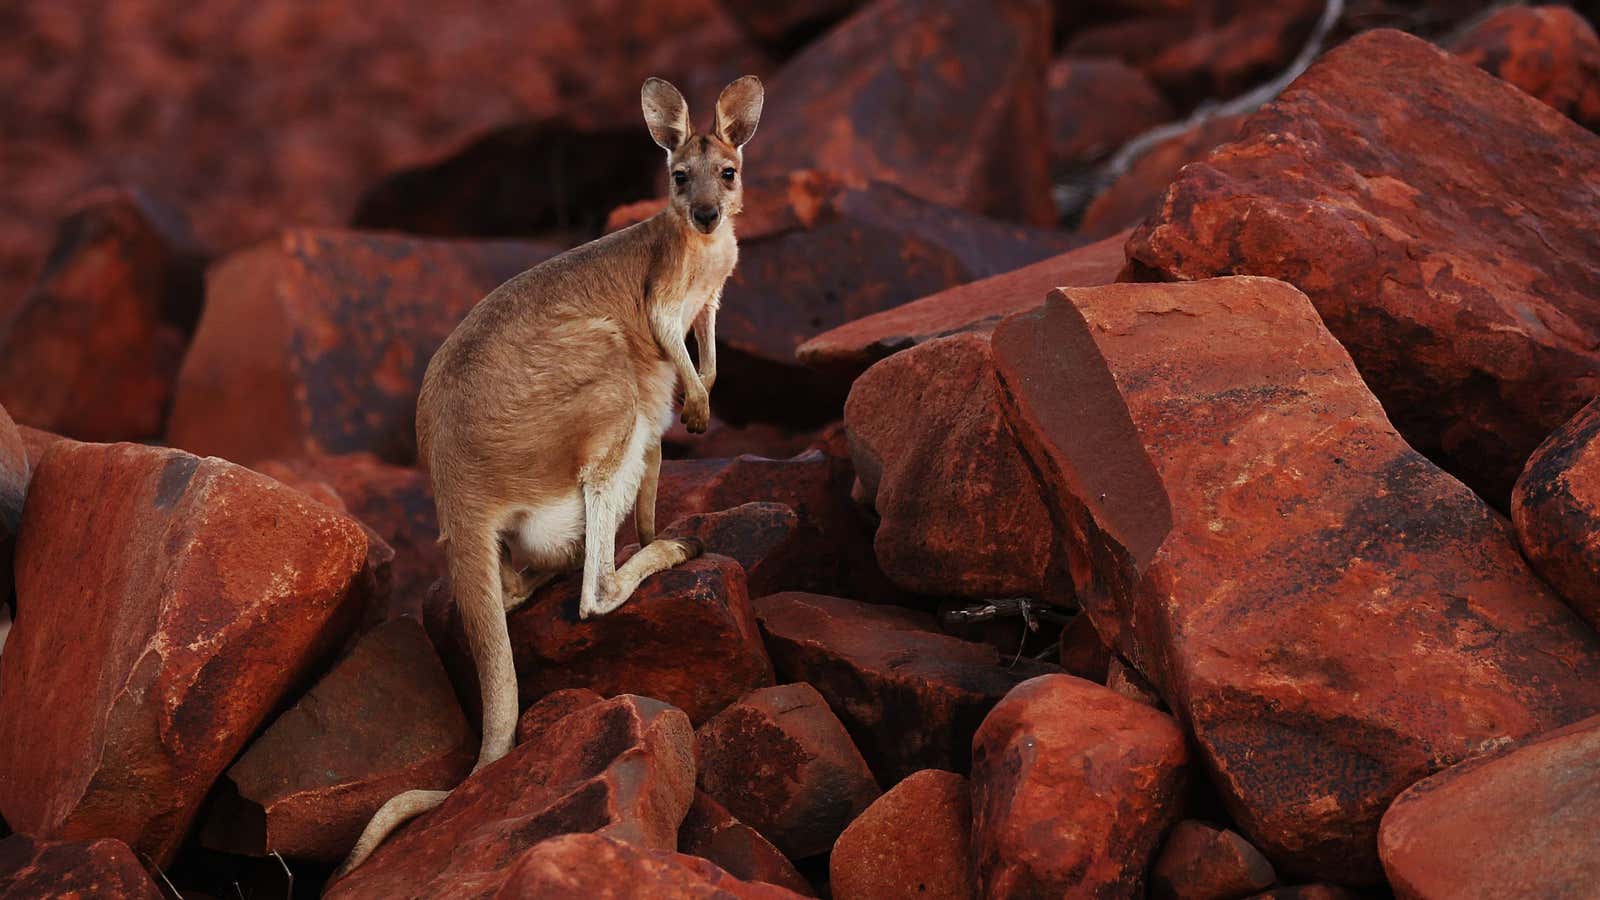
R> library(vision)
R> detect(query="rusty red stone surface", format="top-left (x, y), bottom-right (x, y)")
top-left (516, 688), bottom-right (605, 746)
top-left (327, 694), bottom-right (696, 900)
top-left (658, 502), bottom-right (801, 598)
top-left (719, 0), bottom-right (863, 53)
top-left (1450, 5), bottom-right (1600, 131)
top-left (167, 230), bottom-right (558, 466)
top-left (845, 332), bottom-right (1054, 598)
top-left (0, 0), bottom-right (763, 314)
top-left (971, 674), bottom-right (1188, 898)
top-left (830, 769), bottom-right (973, 900)
top-left (1151, 820), bottom-right (1279, 900)
top-left (1139, 0), bottom-right (1323, 109)
top-left (1512, 396), bottom-right (1600, 632)
top-left (679, 792), bottom-right (815, 896)
top-left (1127, 30), bottom-right (1600, 502)
top-left (755, 0), bottom-right (1055, 225)
top-left (1048, 57), bottom-right (1173, 174)
top-left (756, 592), bottom-right (1053, 782)
top-left (200, 618), bottom-right (474, 862)
top-left (494, 833), bottom-right (808, 899)
top-left (1077, 113), bottom-right (1247, 239)
top-left (695, 682), bottom-right (881, 859)
top-left (0, 188), bottom-right (205, 443)
top-left (797, 230), bottom-right (1129, 381)
top-left (990, 279), bottom-right (1600, 882)
top-left (1058, 612), bottom-right (1112, 682)
top-left (1379, 713), bottom-right (1600, 900)
top-left (0, 835), bottom-right (163, 899)
top-left (0, 441), bottom-right (371, 865)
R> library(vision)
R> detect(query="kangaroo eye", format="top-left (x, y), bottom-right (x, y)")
top-left (673, 171), bottom-right (688, 187)
top-left (721, 167), bottom-right (737, 182)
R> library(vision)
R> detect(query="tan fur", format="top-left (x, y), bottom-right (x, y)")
top-left (337, 75), bottom-right (763, 877)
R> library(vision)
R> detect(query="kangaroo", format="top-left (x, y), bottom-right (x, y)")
top-left (338, 74), bottom-right (763, 875)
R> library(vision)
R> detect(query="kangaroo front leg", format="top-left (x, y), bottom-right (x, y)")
top-left (652, 309), bottom-right (709, 433)
top-left (635, 439), bottom-right (662, 546)
top-left (693, 299), bottom-right (718, 393)
top-left (578, 477), bottom-right (626, 620)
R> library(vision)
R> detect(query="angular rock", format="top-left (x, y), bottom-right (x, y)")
top-left (695, 682), bottom-right (880, 859)
top-left (1077, 112), bottom-right (1247, 239)
top-left (0, 187), bottom-right (205, 442)
top-left (662, 417), bottom-right (826, 462)
top-left (0, 835), bottom-right (162, 899)
top-left (1450, 4), bottom-right (1600, 132)
top-left (797, 230), bottom-right (1128, 381)
top-left (971, 674), bottom-right (1187, 899)
top-left (679, 792), bottom-right (814, 896)
top-left (845, 332), bottom-right (1053, 598)
top-left (1140, 0), bottom-right (1324, 110)
top-left (1126, 29), bottom-right (1600, 502)
top-left (830, 769), bottom-right (973, 900)
top-left (658, 502), bottom-right (799, 599)
top-left (14, 423), bottom-right (60, 471)
top-left (517, 688), bottom-right (604, 746)
top-left (1151, 820), bottom-right (1278, 900)
top-left (327, 694), bottom-right (696, 899)
top-left (989, 279), bottom-right (1600, 881)
top-left (494, 833), bottom-right (807, 899)
top-left (756, 592), bottom-right (1051, 782)
top-left (200, 618), bottom-right (474, 862)
top-left (1512, 396), bottom-right (1600, 632)
top-left (1106, 657), bottom-right (1163, 709)
top-left (1049, 58), bottom-right (1174, 174)
top-left (0, 441), bottom-right (371, 865)
top-left (1379, 714), bottom-right (1600, 900)
top-left (719, 0), bottom-right (864, 54)
top-left (168, 230), bottom-right (558, 465)
top-left (756, 0), bottom-right (1055, 224)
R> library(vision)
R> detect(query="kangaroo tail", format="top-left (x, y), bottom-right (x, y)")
top-left (336, 524), bottom-right (518, 876)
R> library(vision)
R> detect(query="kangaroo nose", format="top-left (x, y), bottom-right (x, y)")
top-left (692, 205), bottom-right (719, 230)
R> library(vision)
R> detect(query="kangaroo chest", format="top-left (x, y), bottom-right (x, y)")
top-left (657, 231), bottom-right (737, 331)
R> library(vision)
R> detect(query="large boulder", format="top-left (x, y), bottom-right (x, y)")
top-left (755, 592), bottom-right (1051, 781)
top-left (1126, 29), bottom-right (1600, 502)
top-left (990, 278), bottom-right (1600, 882)
top-left (200, 618), bottom-right (474, 861)
top-left (0, 187), bottom-right (205, 442)
top-left (1512, 396), bottom-right (1600, 632)
top-left (327, 694), bottom-right (696, 899)
top-left (755, 0), bottom-right (1055, 224)
top-left (678, 792), bottom-right (814, 896)
top-left (0, 835), bottom-right (163, 899)
top-left (167, 230), bottom-right (557, 465)
top-left (0, 441), bottom-right (372, 865)
top-left (797, 230), bottom-right (1128, 382)
top-left (1379, 714), bottom-right (1600, 899)
top-left (829, 769), bottom-right (973, 900)
top-left (1449, 4), bottom-right (1600, 132)
top-left (695, 682), bottom-right (881, 860)
top-left (970, 674), bottom-right (1188, 898)
top-left (844, 332), bottom-right (1053, 598)
top-left (494, 833), bottom-right (807, 899)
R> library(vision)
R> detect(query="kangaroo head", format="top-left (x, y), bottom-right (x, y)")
top-left (641, 75), bottom-right (764, 237)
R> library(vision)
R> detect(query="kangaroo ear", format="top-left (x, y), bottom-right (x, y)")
top-left (713, 75), bottom-right (764, 148)
top-left (641, 77), bottom-right (690, 152)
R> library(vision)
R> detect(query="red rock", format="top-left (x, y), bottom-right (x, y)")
top-left (662, 418), bottom-right (826, 462)
top-left (0, 441), bottom-right (371, 865)
top-left (1048, 57), bottom-right (1174, 173)
top-left (1512, 397), bottom-right (1600, 632)
top-left (658, 502), bottom-right (801, 598)
top-left (755, 0), bottom-right (1055, 224)
top-left (0, 404), bottom-right (26, 598)
top-left (719, 0), bottom-right (864, 53)
top-left (845, 332), bottom-right (1053, 598)
top-left (14, 424), bottom-right (60, 471)
top-left (494, 833), bottom-right (807, 899)
top-left (1140, 0), bottom-right (1324, 110)
top-left (0, 835), bottom-right (162, 899)
top-left (971, 674), bottom-right (1188, 898)
top-left (1247, 888), bottom-right (1357, 900)
top-left (1379, 714), bottom-right (1600, 899)
top-left (710, 172), bottom-right (1078, 425)
top-left (328, 694), bottom-right (696, 899)
top-left (797, 230), bottom-right (1127, 385)
top-left (1450, 5), bottom-right (1600, 131)
top-left (0, 188), bottom-right (205, 442)
top-left (989, 279), bottom-right (1600, 882)
top-left (199, 618), bottom-right (474, 862)
top-left (756, 592), bottom-right (1053, 782)
top-left (1105, 657), bottom-right (1163, 708)
top-left (167, 230), bottom-right (558, 466)
top-left (678, 792), bottom-right (814, 896)
top-left (1057, 612), bottom-right (1112, 682)
top-left (1077, 112), bottom-right (1247, 239)
top-left (517, 688), bottom-right (605, 746)
top-left (695, 682), bottom-right (881, 859)
top-left (1126, 29), bottom-right (1600, 502)
top-left (1151, 820), bottom-right (1278, 900)
top-left (0, 0), bottom-right (762, 315)
top-left (829, 769), bottom-right (973, 900)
